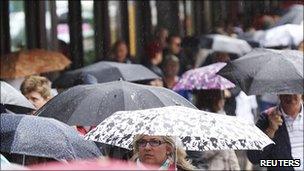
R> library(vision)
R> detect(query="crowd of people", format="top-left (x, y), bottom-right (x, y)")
top-left (1, 3), bottom-right (303, 171)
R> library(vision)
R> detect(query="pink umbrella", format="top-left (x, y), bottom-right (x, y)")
top-left (29, 158), bottom-right (157, 170)
top-left (173, 62), bottom-right (235, 91)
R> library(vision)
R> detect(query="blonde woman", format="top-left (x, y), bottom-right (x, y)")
top-left (131, 135), bottom-right (196, 171)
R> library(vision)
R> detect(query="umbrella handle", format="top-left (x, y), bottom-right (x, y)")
top-left (22, 154), bottom-right (25, 166)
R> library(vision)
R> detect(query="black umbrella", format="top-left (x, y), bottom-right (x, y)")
top-left (218, 48), bottom-right (303, 95)
top-left (0, 81), bottom-right (35, 114)
top-left (52, 61), bottom-right (160, 88)
top-left (0, 114), bottom-right (102, 161)
top-left (36, 81), bottom-right (197, 126)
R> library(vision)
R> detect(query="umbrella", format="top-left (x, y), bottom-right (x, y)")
top-left (0, 81), bottom-right (35, 113)
top-left (30, 159), bottom-right (156, 170)
top-left (0, 114), bottom-right (102, 161)
top-left (238, 30), bottom-right (265, 48)
top-left (260, 23), bottom-right (303, 47)
top-left (173, 62), bottom-right (235, 91)
top-left (274, 4), bottom-right (303, 26)
top-left (217, 48), bottom-right (304, 95)
top-left (200, 34), bottom-right (252, 56)
top-left (36, 81), bottom-right (196, 126)
top-left (85, 106), bottom-right (274, 151)
top-left (52, 61), bottom-right (160, 88)
top-left (0, 49), bottom-right (71, 79)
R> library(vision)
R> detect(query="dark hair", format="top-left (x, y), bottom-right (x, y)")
top-left (111, 40), bottom-right (128, 53)
top-left (145, 41), bottom-right (163, 59)
top-left (195, 89), bottom-right (225, 113)
top-left (167, 34), bottom-right (181, 44)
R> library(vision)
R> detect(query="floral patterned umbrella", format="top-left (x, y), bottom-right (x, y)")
top-left (173, 62), bottom-right (235, 91)
top-left (85, 106), bottom-right (274, 151)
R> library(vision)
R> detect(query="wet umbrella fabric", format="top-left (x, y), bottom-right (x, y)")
top-left (173, 62), bottom-right (235, 91)
top-left (0, 114), bottom-right (102, 161)
top-left (218, 48), bottom-right (303, 95)
top-left (52, 61), bottom-right (160, 88)
top-left (200, 34), bottom-right (252, 56)
top-left (36, 81), bottom-right (196, 126)
top-left (0, 81), bottom-right (35, 114)
top-left (85, 106), bottom-right (274, 151)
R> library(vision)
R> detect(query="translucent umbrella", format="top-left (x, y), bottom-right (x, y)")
top-left (0, 81), bottom-right (35, 114)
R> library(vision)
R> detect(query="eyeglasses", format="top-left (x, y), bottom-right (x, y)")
top-left (137, 140), bottom-right (166, 148)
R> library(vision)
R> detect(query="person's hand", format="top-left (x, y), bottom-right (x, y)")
top-left (224, 89), bottom-right (231, 98)
top-left (265, 107), bottom-right (283, 138)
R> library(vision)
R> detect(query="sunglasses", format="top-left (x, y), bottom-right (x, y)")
top-left (137, 139), bottom-right (166, 148)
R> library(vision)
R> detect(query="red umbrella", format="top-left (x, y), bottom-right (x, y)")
top-left (29, 158), bottom-right (157, 170)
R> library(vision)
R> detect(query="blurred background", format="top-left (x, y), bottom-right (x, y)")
top-left (1, 0), bottom-right (303, 68)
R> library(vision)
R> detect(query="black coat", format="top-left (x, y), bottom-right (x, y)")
top-left (247, 108), bottom-right (295, 171)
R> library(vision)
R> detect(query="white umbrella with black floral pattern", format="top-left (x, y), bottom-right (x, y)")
top-left (85, 106), bottom-right (274, 151)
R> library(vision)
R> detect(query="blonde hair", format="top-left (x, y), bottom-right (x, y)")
top-left (20, 75), bottom-right (52, 99)
top-left (131, 135), bottom-right (196, 170)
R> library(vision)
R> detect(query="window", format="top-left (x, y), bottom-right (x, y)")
top-left (81, 0), bottom-right (95, 65)
top-left (9, 1), bottom-right (26, 51)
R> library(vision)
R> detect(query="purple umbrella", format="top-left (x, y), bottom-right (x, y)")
top-left (173, 62), bottom-right (235, 91)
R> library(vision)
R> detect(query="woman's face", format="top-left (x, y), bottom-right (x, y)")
top-left (137, 136), bottom-right (172, 166)
top-left (116, 43), bottom-right (128, 62)
top-left (164, 61), bottom-right (180, 77)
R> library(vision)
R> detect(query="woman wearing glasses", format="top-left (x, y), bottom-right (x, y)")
top-left (131, 135), bottom-right (196, 170)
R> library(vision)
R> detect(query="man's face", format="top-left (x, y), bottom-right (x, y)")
top-left (170, 37), bottom-right (182, 55)
top-left (25, 91), bottom-right (49, 110)
top-left (279, 94), bottom-right (302, 106)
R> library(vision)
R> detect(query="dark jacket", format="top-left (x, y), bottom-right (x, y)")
top-left (247, 108), bottom-right (294, 171)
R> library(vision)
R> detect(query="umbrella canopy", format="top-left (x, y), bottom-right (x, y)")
top-left (36, 81), bottom-right (196, 126)
top-left (0, 114), bottom-right (102, 161)
top-left (260, 23), bottom-right (303, 47)
top-left (85, 106), bottom-right (274, 151)
top-left (0, 49), bottom-right (71, 79)
top-left (0, 81), bottom-right (35, 114)
top-left (274, 4), bottom-right (304, 26)
top-left (173, 62), bottom-right (235, 91)
top-left (200, 34), bottom-right (252, 56)
top-left (218, 48), bottom-right (304, 95)
top-left (30, 159), bottom-right (156, 170)
top-left (52, 61), bottom-right (160, 88)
